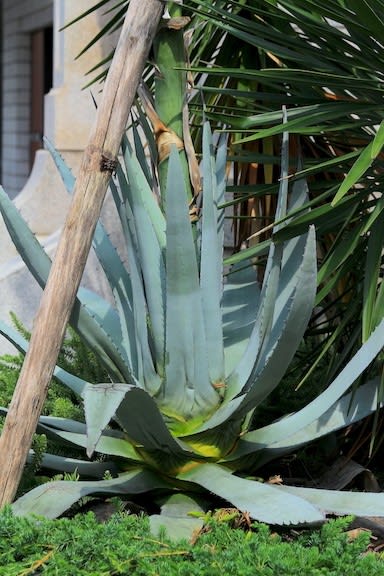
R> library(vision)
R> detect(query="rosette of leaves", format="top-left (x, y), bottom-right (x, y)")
top-left (0, 121), bottom-right (383, 534)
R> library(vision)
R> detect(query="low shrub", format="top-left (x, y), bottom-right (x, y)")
top-left (0, 508), bottom-right (382, 575)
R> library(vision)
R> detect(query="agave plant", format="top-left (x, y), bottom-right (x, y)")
top-left (0, 117), bottom-right (384, 533)
top-left (79, 0), bottom-right (384, 398)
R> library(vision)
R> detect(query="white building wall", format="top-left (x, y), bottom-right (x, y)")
top-left (1, 0), bottom-right (52, 198)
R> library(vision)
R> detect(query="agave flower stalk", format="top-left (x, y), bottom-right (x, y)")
top-left (1, 117), bottom-right (384, 529)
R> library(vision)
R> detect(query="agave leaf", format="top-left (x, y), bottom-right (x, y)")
top-left (89, 196), bottom-right (138, 375)
top-left (0, 185), bottom-right (51, 281)
top-left (240, 318), bottom-right (384, 449)
top-left (149, 493), bottom-right (206, 540)
top-left (12, 469), bottom-right (171, 519)
top-left (46, 137), bottom-right (153, 381)
top-left (121, 138), bottom-right (166, 374)
top-left (44, 137), bottom-right (75, 192)
top-left (34, 414), bottom-right (135, 457)
top-left (224, 127), bottom-right (292, 400)
top-left (226, 377), bottom-right (382, 465)
top-left (68, 432), bottom-right (141, 461)
top-left (71, 294), bottom-right (129, 383)
top-left (0, 186), bottom-right (129, 382)
top-left (200, 121), bottom-right (224, 384)
top-left (83, 382), bottom-right (139, 457)
top-left (37, 416), bottom-right (88, 434)
top-left (278, 484), bottom-right (384, 517)
top-left (237, 226), bottom-right (316, 409)
top-left (82, 381), bottom-right (200, 466)
top-left (273, 122), bottom-right (290, 225)
top-left (30, 452), bottom-right (118, 478)
top-left (132, 120), bottom-right (154, 189)
top-left (156, 492), bottom-right (208, 518)
top-left (122, 134), bottom-right (166, 250)
top-left (118, 196), bottom-right (162, 393)
top-left (275, 175), bottom-right (311, 311)
top-left (46, 137), bottom-right (136, 375)
top-left (222, 263), bottom-right (260, 376)
top-left (34, 423), bottom-right (141, 461)
top-left (198, 225), bottom-right (317, 434)
top-left (178, 463), bottom-right (324, 525)
top-left (215, 132), bottom-right (228, 206)
top-left (163, 146), bottom-right (219, 419)
top-left (115, 385), bottom-right (197, 469)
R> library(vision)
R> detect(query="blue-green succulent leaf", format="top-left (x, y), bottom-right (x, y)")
top-left (29, 451), bottom-right (118, 478)
top-left (226, 377), bottom-right (382, 465)
top-left (70, 299), bottom-right (128, 382)
top-left (46, 136), bottom-right (138, 378)
top-left (119, 197), bottom-right (161, 393)
top-left (132, 120), bottom-right (154, 188)
top-left (178, 463), bottom-right (324, 524)
top-left (37, 416), bottom-right (87, 434)
top-left (274, 120), bottom-right (290, 225)
top-left (223, 129), bottom-right (290, 400)
top-left (47, 140), bottom-right (137, 374)
top-left (241, 318), bottom-right (384, 448)
top-left (44, 137), bottom-right (75, 192)
top-left (0, 186), bottom-right (129, 382)
top-left (222, 263), bottom-right (260, 376)
top-left (12, 469), bottom-right (171, 519)
top-left (0, 185), bottom-right (51, 281)
top-left (278, 484), bottom-right (384, 517)
top-left (215, 133), bottom-right (227, 207)
top-left (34, 422), bottom-right (141, 461)
top-left (115, 386), bottom-right (196, 464)
top-left (83, 382), bottom-right (139, 457)
top-left (89, 195), bottom-right (137, 373)
top-left (238, 226), bottom-right (317, 411)
top-left (68, 432), bottom-right (141, 461)
top-left (122, 138), bottom-right (166, 374)
top-left (163, 146), bottom-right (219, 418)
top-left (122, 134), bottom-right (166, 250)
top-left (194, 226), bottom-right (316, 433)
top-left (149, 494), bottom-right (206, 540)
top-left (83, 379), bottom-right (195, 463)
top-left (200, 121), bottom-right (224, 384)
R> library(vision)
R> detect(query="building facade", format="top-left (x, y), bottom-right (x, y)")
top-left (0, 0), bottom-right (118, 353)
top-left (0, 0), bottom-right (116, 198)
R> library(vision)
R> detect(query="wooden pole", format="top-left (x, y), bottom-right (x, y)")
top-left (0, 0), bottom-right (164, 506)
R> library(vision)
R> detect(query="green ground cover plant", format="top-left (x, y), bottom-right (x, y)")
top-left (1, 507), bottom-right (383, 576)
top-left (0, 321), bottom-right (109, 496)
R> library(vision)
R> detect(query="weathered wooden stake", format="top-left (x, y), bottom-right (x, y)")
top-left (0, 0), bottom-right (164, 506)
